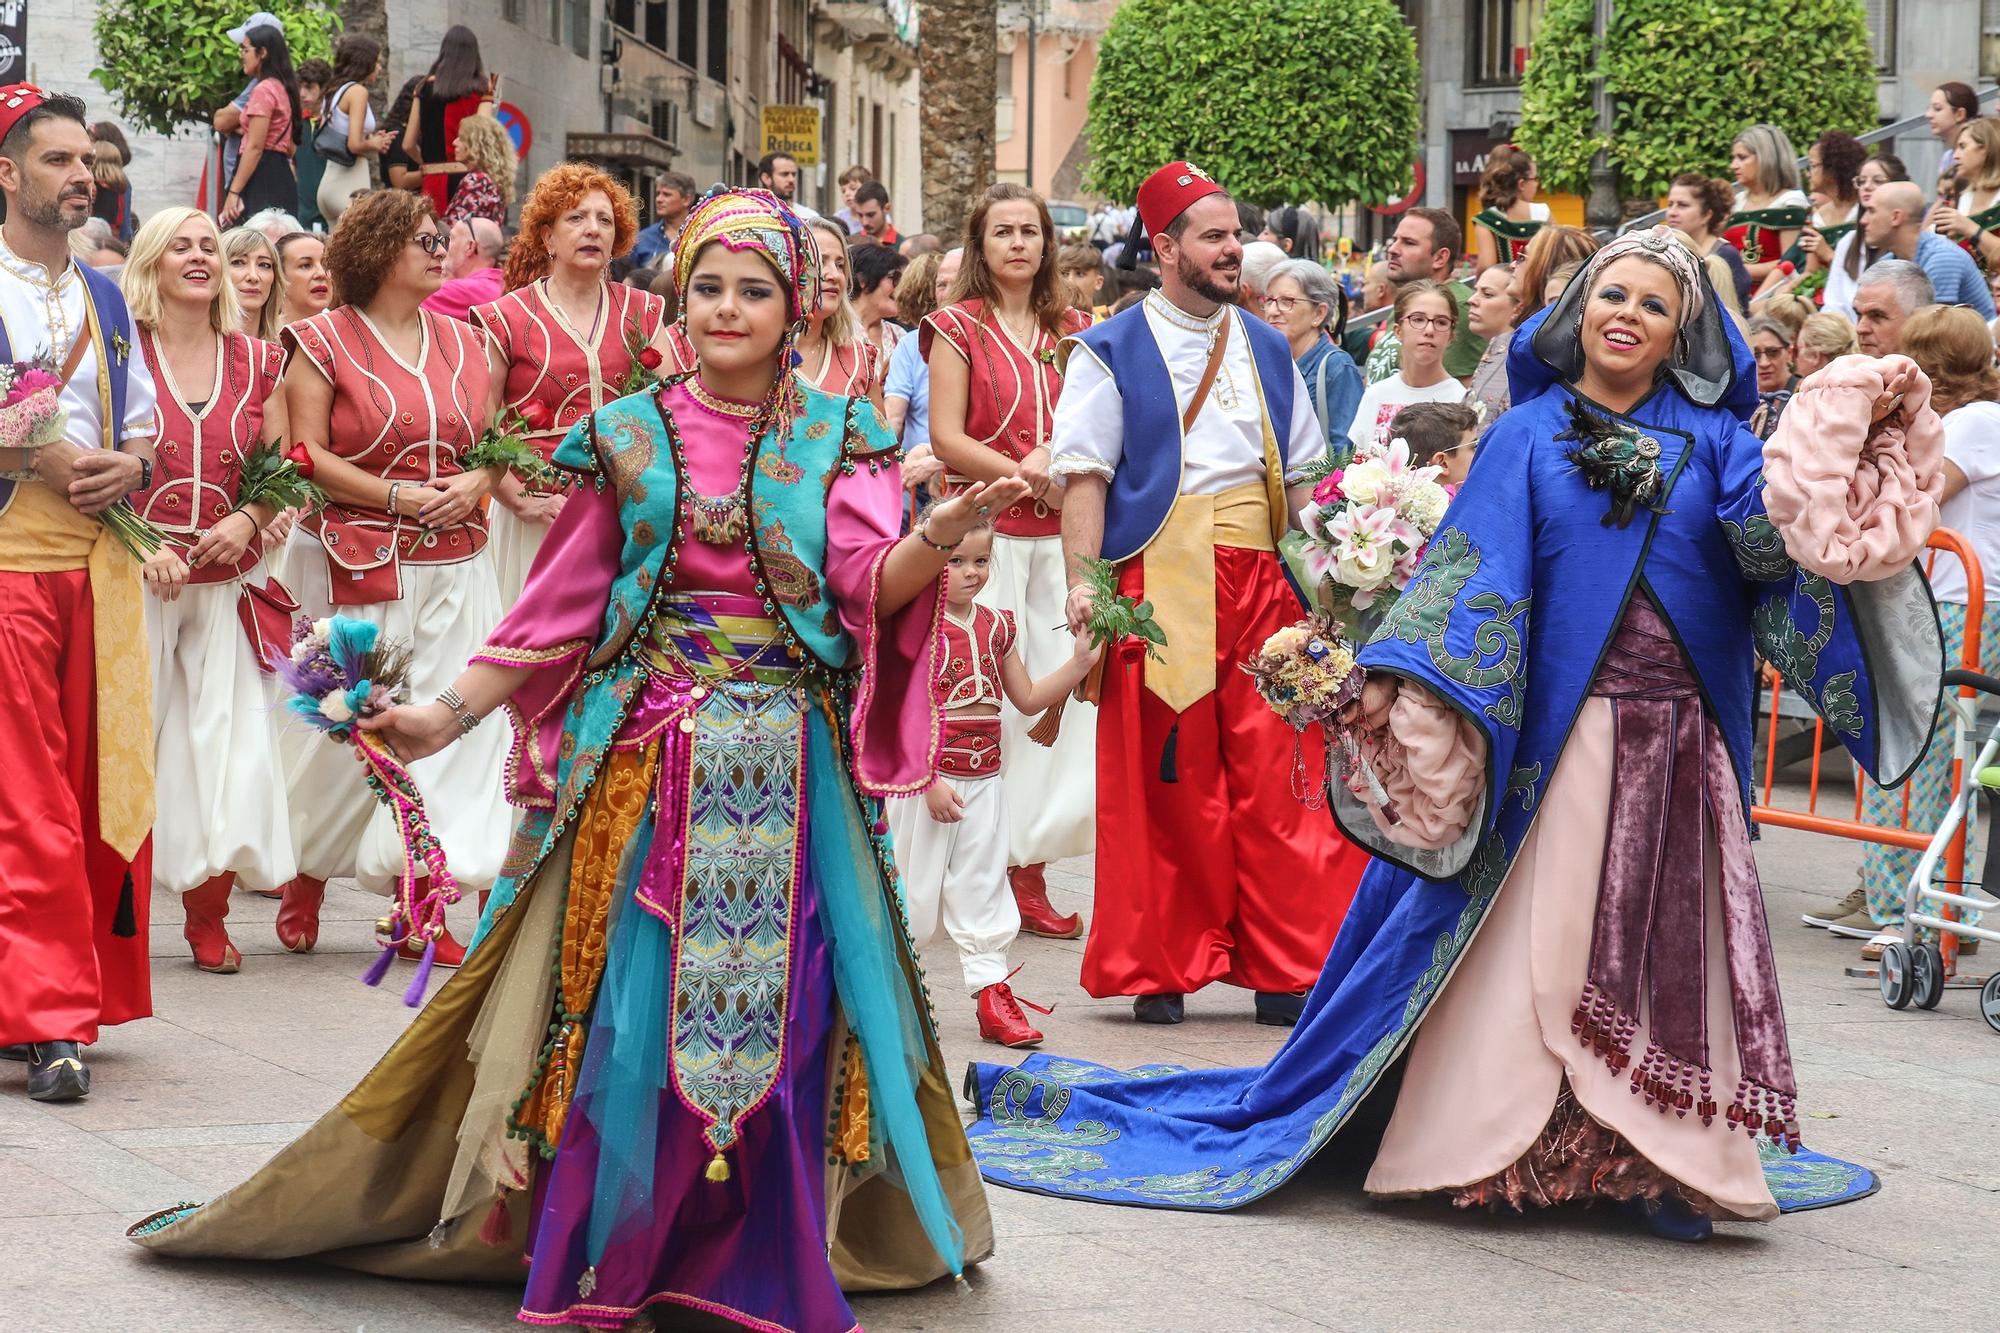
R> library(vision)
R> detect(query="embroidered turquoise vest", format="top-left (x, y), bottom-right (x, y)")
top-left (555, 377), bottom-right (896, 671)
top-left (489, 377), bottom-right (901, 900)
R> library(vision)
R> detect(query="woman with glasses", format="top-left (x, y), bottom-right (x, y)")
top-left (1746, 316), bottom-right (1796, 439)
top-left (1262, 257), bottom-right (1364, 463)
top-left (272, 189), bottom-right (509, 972)
top-left (925, 182), bottom-right (1095, 954)
top-left (1472, 145), bottom-right (1548, 273)
top-left (1346, 279), bottom-right (1468, 452)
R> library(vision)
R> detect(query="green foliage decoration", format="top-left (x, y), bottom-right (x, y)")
top-left (1084, 0), bottom-right (1420, 208)
top-left (91, 0), bottom-right (341, 138)
top-left (1518, 0), bottom-right (1879, 198)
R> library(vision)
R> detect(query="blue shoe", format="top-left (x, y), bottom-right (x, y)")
top-left (1623, 1195), bottom-right (1712, 1242)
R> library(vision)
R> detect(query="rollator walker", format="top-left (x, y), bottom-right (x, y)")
top-left (1874, 666), bottom-right (2000, 1030)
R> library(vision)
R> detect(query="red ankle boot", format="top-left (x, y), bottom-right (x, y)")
top-left (392, 878), bottom-right (469, 969)
top-left (976, 981), bottom-right (1047, 1048)
top-left (183, 874), bottom-right (241, 974)
top-left (275, 875), bottom-right (326, 953)
top-left (1010, 864), bottom-right (1083, 939)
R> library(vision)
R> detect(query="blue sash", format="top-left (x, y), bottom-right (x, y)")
top-left (0, 262), bottom-right (137, 517)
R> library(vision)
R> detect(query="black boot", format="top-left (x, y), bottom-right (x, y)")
top-left (1254, 991), bottom-right (1307, 1027)
top-left (26, 1042), bottom-right (89, 1102)
top-left (1132, 993), bottom-right (1185, 1025)
top-left (0, 1044), bottom-right (28, 1062)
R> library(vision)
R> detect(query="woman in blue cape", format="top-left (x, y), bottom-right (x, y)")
top-left (966, 229), bottom-right (1946, 1237)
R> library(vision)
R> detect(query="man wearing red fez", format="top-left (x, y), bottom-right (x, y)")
top-left (1049, 162), bottom-right (1368, 1025)
top-left (0, 85), bottom-right (165, 1101)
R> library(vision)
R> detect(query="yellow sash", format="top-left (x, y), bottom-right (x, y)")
top-left (1134, 354), bottom-right (1293, 714)
top-left (0, 481), bottom-right (154, 859)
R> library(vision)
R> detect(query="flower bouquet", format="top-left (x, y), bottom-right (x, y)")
top-left (276, 616), bottom-right (461, 1005)
top-left (1247, 436), bottom-right (1452, 804)
top-left (0, 357), bottom-right (67, 451)
top-left (1295, 436), bottom-right (1451, 641)
top-left (1026, 554), bottom-right (1169, 745)
top-left (464, 400), bottom-right (561, 494)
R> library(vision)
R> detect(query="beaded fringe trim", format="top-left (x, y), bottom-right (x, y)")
top-left (1570, 980), bottom-right (1800, 1153)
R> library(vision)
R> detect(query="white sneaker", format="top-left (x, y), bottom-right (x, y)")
top-left (1860, 930), bottom-right (1901, 961)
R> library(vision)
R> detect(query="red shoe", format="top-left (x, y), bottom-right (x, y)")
top-left (976, 981), bottom-right (1047, 1048)
top-left (399, 925), bottom-right (467, 969)
top-left (275, 875), bottom-right (326, 953)
top-left (1010, 864), bottom-right (1083, 939)
top-left (182, 874), bottom-right (240, 974)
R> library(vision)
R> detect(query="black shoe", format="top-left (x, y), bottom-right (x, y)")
top-left (1254, 991), bottom-right (1307, 1027)
top-left (0, 1044), bottom-right (27, 1062)
top-left (26, 1042), bottom-right (89, 1102)
top-left (1132, 993), bottom-right (1185, 1025)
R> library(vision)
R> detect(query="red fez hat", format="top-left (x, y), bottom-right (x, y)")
top-left (0, 85), bottom-right (49, 146)
top-left (1137, 161), bottom-right (1226, 238)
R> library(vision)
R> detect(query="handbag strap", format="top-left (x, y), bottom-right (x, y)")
top-left (1181, 310), bottom-right (1231, 434)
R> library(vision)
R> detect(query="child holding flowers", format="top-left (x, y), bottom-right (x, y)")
top-left (887, 505), bottom-right (1102, 1048)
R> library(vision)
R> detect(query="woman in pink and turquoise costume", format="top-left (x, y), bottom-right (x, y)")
top-left (967, 229), bottom-right (1945, 1239)
top-left (128, 189), bottom-right (1011, 1330)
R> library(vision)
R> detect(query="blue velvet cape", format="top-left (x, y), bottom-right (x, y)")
top-left (963, 308), bottom-right (1940, 1213)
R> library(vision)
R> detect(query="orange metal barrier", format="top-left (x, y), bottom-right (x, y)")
top-left (1751, 530), bottom-right (1983, 961)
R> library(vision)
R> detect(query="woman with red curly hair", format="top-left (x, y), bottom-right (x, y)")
top-left (273, 188), bottom-right (508, 971)
top-left (472, 163), bottom-right (674, 601)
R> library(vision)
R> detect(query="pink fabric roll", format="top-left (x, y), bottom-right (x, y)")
top-left (1344, 674), bottom-right (1487, 848)
top-left (1761, 353), bottom-right (1944, 583)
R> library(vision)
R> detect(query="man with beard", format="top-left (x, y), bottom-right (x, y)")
top-left (757, 151), bottom-right (820, 221)
top-left (1051, 161), bottom-right (1369, 1027)
top-left (0, 86), bottom-right (163, 1102)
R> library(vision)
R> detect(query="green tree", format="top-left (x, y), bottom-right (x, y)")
top-left (1518, 0), bottom-right (1878, 198)
top-left (91, 1), bottom-right (342, 137)
top-left (1084, 0), bottom-right (1419, 208)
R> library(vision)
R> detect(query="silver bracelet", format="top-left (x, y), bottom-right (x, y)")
top-left (437, 685), bottom-right (481, 734)
top-left (386, 480), bottom-right (403, 517)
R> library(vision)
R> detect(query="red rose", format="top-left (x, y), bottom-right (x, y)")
top-left (285, 442), bottom-right (316, 478)
top-left (517, 400), bottom-right (553, 431)
top-left (637, 346), bottom-right (664, 371)
top-left (1114, 634), bottom-right (1148, 666)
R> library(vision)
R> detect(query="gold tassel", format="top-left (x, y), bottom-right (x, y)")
top-left (705, 1150), bottom-right (731, 1183)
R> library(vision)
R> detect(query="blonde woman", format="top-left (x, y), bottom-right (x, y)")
top-left (1931, 117), bottom-right (2000, 272)
top-left (222, 227), bottom-right (283, 341)
top-left (125, 208), bottom-right (297, 974)
top-left (1726, 123), bottom-right (1809, 282)
top-left (796, 215), bottom-right (884, 406)
top-left (1794, 311), bottom-right (1859, 376)
top-left (440, 113), bottom-right (514, 227)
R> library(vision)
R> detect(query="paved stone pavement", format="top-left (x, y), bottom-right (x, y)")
top-left (5, 816), bottom-right (1999, 1332)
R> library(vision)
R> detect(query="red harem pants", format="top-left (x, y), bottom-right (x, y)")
top-left (0, 569), bottom-right (151, 1045)
top-left (1079, 545), bottom-right (1370, 998)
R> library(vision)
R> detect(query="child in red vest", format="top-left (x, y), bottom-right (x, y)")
top-left (887, 508), bottom-right (1100, 1047)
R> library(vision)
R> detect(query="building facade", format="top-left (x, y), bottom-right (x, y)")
top-left (26, 0), bottom-right (917, 237)
top-left (993, 0), bottom-right (1113, 203)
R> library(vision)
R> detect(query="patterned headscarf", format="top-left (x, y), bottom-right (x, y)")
top-left (1577, 225), bottom-right (1706, 325)
top-left (671, 188), bottom-right (820, 324)
top-left (670, 188), bottom-right (821, 427)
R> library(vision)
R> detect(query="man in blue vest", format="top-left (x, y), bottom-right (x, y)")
top-left (0, 85), bottom-right (165, 1102)
top-left (1051, 161), bottom-right (1370, 1027)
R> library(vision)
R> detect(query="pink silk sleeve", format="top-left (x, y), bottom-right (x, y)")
top-left (471, 484), bottom-right (624, 806)
top-left (1761, 354), bottom-right (1945, 583)
top-left (1344, 674), bottom-right (1487, 849)
top-left (826, 454), bottom-right (943, 796)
